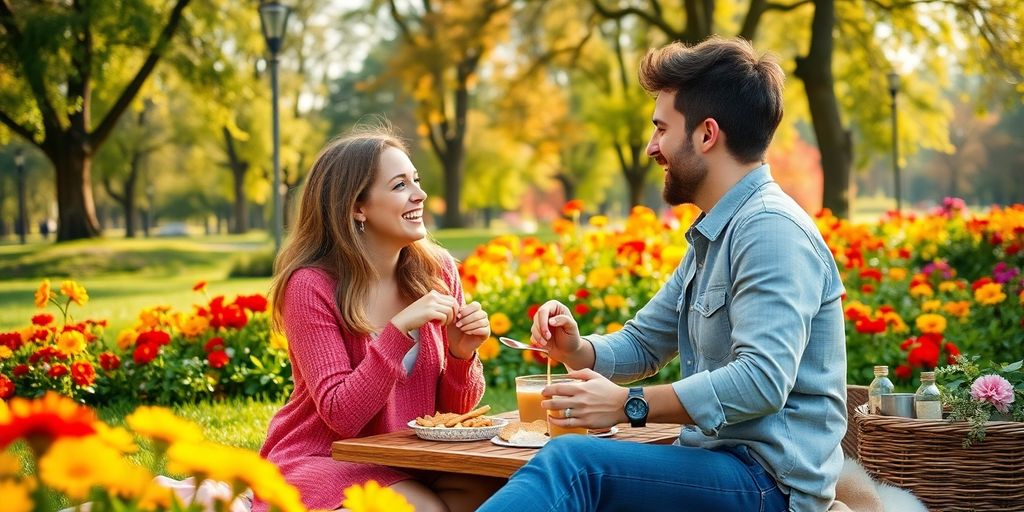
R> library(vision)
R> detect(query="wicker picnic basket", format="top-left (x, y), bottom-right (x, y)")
top-left (853, 404), bottom-right (1024, 511)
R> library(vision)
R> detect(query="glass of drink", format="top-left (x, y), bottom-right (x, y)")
top-left (547, 378), bottom-right (588, 438)
top-left (515, 375), bottom-right (551, 423)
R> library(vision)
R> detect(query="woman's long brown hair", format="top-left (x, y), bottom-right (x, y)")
top-left (269, 127), bottom-right (448, 335)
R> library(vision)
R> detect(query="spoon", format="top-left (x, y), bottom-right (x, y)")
top-left (498, 337), bottom-right (549, 353)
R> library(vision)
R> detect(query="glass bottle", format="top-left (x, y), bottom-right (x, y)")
top-left (868, 365), bottom-right (895, 414)
top-left (915, 371), bottom-right (943, 420)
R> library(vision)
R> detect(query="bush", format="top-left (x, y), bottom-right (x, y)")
top-left (229, 251), bottom-right (276, 278)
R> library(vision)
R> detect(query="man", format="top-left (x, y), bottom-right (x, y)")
top-left (480, 36), bottom-right (847, 512)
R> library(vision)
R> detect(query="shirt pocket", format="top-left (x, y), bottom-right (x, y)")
top-left (693, 286), bottom-right (731, 362)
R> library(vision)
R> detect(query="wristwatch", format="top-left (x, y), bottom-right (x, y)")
top-left (624, 387), bottom-right (649, 427)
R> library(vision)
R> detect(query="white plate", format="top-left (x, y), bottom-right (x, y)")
top-left (588, 426), bottom-right (619, 438)
top-left (407, 417), bottom-right (508, 442)
top-left (490, 435), bottom-right (549, 449)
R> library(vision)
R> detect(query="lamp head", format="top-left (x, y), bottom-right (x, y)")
top-left (887, 72), bottom-right (900, 95)
top-left (259, 1), bottom-right (291, 55)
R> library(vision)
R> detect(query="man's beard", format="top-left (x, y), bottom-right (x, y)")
top-left (662, 138), bottom-right (708, 206)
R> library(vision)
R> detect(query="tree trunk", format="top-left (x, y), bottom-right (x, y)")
top-left (222, 126), bottom-right (249, 234)
top-left (794, 0), bottom-right (851, 218)
top-left (441, 146), bottom-right (465, 228)
top-left (554, 172), bottom-right (577, 201)
top-left (47, 135), bottom-right (102, 241)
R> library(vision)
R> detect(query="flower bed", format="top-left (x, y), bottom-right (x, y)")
top-left (0, 281), bottom-right (291, 405)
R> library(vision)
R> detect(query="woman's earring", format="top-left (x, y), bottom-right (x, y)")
top-left (357, 220), bottom-right (365, 233)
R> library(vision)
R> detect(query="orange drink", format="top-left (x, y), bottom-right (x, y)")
top-left (515, 375), bottom-right (551, 422)
top-left (548, 407), bottom-right (588, 437)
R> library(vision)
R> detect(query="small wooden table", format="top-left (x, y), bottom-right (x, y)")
top-left (331, 412), bottom-right (682, 478)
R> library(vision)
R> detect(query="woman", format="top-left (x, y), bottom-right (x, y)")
top-left (255, 128), bottom-right (498, 511)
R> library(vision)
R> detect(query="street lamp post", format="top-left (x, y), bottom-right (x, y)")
top-left (259, 1), bottom-right (291, 253)
top-left (887, 71), bottom-right (901, 215)
top-left (14, 148), bottom-right (27, 245)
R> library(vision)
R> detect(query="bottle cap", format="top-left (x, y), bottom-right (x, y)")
top-left (921, 371), bottom-right (935, 380)
top-left (873, 365), bottom-right (889, 374)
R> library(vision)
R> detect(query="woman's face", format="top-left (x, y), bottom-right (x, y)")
top-left (356, 147), bottom-right (428, 249)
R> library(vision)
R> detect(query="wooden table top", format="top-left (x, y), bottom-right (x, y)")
top-left (331, 412), bottom-right (682, 478)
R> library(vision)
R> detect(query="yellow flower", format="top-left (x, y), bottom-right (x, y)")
top-left (38, 436), bottom-right (121, 500)
top-left (489, 312), bottom-right (511, 336)
top-left (915, 314), bottom-right (947, 334)
top-left (0, 452), bottom-right (21, 476)
top-left (938, 281), bottom-right (961, 293)
top-left (59, 280), bottom-right (89, 306)
top-left (0, 480), bottom-right (33, 512)
top-left (909, 284), bottom-right (934, 298)
top-left (603, 294), bottom-right (627, 310)
top-left (881, 311), bottom-right (909, 333)
top-left (137, 307), bottom-right (164, 329)
top-left (93, 422), bottom-right (138, 454)
top-left (35, 279), bottom-right (51, 308)
top-left (974, 282), bottom-right (1006, 306)
top-left (588, 215), bottom-right (608, 228)
top-left (661, 245), bottom-right (686, 269)
top-left (586, 267), bottom-right (616, 289)
top-left (921, 300), bottom-right (941, 313)
top-left (887, 268), bottom-right (908, 282)
top-left (606, 322), bottom-right (624, 333)
top-left (269, 331), bottom-right (289, 351)
top-left (343, 480), bottom-right (414, 512)
top-left (56, 330), bottom-right (87, 357)
top-left (0, 346), bottom-right (12, 359)
top-left (478, 337), bottom-right (500, 361)
top-left (116, 328), bottom-right (139, 350)
top-left (167, 441), bottom-right (239, 482)
top-left (126, 406), bottom-right (204, 445)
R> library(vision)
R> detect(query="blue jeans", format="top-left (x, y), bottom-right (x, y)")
top-left (478, 435), bottom-right (789, 512)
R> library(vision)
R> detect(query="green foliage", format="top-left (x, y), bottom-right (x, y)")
top-left (229, 250), bottom-right (276, 278)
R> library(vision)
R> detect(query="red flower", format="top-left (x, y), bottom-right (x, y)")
top-left (136, 330), bottom-right (171, 347)
top-left (860, 284), bottom-right (875, 294)
top-left (859, 268), bottom-right (882, 282)
top-left (193, 280), bottom-right (208, 292)
top-left (944, 342), bottom-right (961, 364)
top-left (0, 375), bottom-right (13, 399)
top-left (133, 343), bottom-right (159, 365)
top-left (70, 362), bottom-right (96, 387)
top-left (576, 289), bottom-right (590, 299)
top-left (235, 294), bottom-right (268, 313)
top-left (207, 350), bottom-right (230, 369)
top-left (894, 365), bottom-right (913, 380)
top-left (971, 277), bottom-right (993, 291)
top-left (0, 332), bottom-right (23, 351)
top-left (562, 199), bottom-right (585, 217)
top-left (0, 393), bottom-right (97, 450)
top-left (854, 317), bottom-right (886, 335)
top-left (31, 313), bottom-right (54, 326)
top-left (907, 341), bottom-right (939, 368)
top-left (204, 337), bottom-right (225, 354)
top-left (98, 352), bottom-right (120, 371)
top-left (574, 304), bottom-right (591, 316)
top-left (47, 364), bottom-right (69, 378)
top-left (526, 304), bottom-right (540, 320)
top-left (12, 364), bottom-right (29, 377)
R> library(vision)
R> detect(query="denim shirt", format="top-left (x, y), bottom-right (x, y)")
top-left (587, 165), bottom-right (847, 512)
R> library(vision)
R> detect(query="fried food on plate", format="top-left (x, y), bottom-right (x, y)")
top-left (414, 405), bottom-right (494, 428)
top-left (498, 420), bottom-right (548, 441)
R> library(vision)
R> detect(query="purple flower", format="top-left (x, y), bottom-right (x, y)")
top-left (992, 262), bottom-right (1020, 284)
top-left (970, 374), bottom-right (1016, 413)
top-left (922, 260), bottom-right (955, 280)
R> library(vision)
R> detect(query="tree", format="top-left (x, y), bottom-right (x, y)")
top-left (0, 0), bottom-right (193, 240)
top-left (589, 0), bottom-right (1024, 217)
top-left (380, 0), bottom-right (516, 227)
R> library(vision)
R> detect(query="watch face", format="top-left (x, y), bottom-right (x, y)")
top-left (625, 398), bottom-right (648, 419)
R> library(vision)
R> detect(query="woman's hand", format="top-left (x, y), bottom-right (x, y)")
top-left (392, 290), bottom-right (458, 333)
top-left (447, 301), bottom-right (490, 360)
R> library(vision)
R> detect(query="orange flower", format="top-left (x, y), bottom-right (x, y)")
top-left (34, 279), bottom-right (51, 309)
top-left (477, 337), bottom-right (500, 361)
top-left (0, 392), bottom-right (97, 451)
top-left (974, 282), bottom-right (1006, 305)
top-left (56, 330), bottom-right (87, 357)
top-left (915, 314), bottom-right (947, 335)
top-left (192, 281), bottom-right (208, 293)
top-left (489, 313), bottom-right (511, 336)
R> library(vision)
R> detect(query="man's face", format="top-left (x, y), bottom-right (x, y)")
top-left (647, 90), bottom-right (708, 206)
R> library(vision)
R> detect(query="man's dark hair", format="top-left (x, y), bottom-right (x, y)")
top-left (639, 36), bottom-right (785, 164)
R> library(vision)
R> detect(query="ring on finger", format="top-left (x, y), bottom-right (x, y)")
top-left (565, 407), bottom-right (573, 419)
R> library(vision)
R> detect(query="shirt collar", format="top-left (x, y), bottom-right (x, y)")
top-left (694, 164), bottom-right (772, 241)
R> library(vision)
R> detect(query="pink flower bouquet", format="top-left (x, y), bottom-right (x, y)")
top-left (937, 355), bottom-right (1024, 446)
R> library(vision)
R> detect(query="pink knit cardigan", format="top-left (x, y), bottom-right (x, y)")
top-left (253, 259), bottom-right (485, 511)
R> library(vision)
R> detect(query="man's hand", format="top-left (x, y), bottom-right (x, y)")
top-left (541, 369), bottom-right (630, 430)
